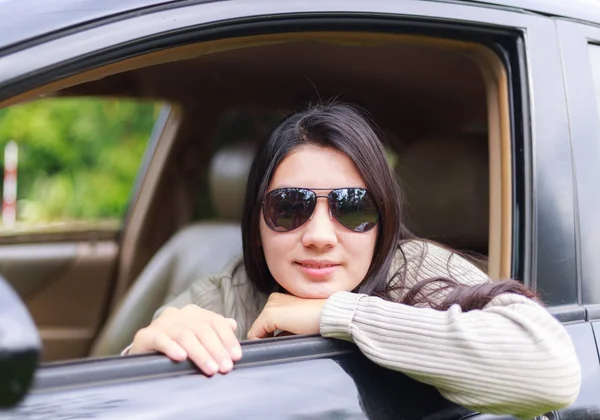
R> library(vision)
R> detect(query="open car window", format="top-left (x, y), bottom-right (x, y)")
top-left (0, 97), bottom-right (164, 238)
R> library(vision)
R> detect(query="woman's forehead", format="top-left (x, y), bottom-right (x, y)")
top-left (269, 145), bottom-right (366, 190)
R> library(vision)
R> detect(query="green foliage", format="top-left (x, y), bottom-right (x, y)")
top-left (0, 97), bottom-right (162, 229)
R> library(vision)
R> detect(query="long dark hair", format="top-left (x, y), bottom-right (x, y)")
top-left (241, 102), bottom-right (537, 311)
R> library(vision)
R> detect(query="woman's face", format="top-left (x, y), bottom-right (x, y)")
top-left (259, 145), bottom-right (378, 299)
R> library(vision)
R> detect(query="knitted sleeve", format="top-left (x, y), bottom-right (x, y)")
top-left (320, 241), bottom-right (581, 419)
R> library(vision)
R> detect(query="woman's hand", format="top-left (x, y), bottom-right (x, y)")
top-left (247, 293), bottom-right (327, 340)
top-left (129, 305), bottom-right (242, 376)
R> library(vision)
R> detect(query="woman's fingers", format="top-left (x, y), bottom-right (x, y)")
top-left (247, 312), bottom-right (273, 340)
top-left (225, 317), bottom-right (238, 331)
top-left (181, 306), bottom-right (240, 368)
top-left (130, 327), bottom-right (188, 361)
top-left (130, 305), bottom-right (241, 376)
top-left (214, 318), bottom-right (243, 361)
top-left (193, 324), bottom-right (234, 373)
top-left (175, 328), bottom-right (221, 376)
top-left (152, 331), bottom-right (188, 362)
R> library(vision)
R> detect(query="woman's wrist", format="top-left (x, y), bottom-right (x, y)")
top-left (319, 291), bottom-right (364, 339)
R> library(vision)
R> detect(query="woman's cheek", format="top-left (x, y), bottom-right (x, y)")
top-left (351, 231), bottom-right (377, 270)
top-left (260, 233), bottom-right (294, 291)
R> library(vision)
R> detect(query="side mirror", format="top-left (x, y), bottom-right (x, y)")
top-left (0, 275), bottom-right (41, 407)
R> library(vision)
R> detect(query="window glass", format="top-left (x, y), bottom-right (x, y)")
top-left (0, 97), bottom-right (163, 235)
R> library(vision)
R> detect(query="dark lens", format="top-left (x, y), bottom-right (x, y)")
top-left (263, 188), bottom-right (316, 232)
top-left (330, 188), bottom-right (379, 232)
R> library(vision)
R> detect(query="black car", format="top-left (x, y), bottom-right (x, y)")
top-left (0, 0), bottom-right (598, 418)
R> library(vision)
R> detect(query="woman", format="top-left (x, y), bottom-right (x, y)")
top-left (128, 102), bottom-right (580, 418)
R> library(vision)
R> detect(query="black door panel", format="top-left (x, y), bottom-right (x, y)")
top-left (2, 338), bottom-right (472, 420)
top-left (556, 323), bottom-right (600, 419)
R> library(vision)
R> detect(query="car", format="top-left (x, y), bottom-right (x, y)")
top-left (0, 0), bottom-right (599, 418)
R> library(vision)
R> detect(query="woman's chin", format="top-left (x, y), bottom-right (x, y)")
top-left (290, 284), bottom-right (338, 300)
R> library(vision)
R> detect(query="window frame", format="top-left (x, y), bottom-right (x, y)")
top-left (0, 0), bottom-right (575, 309)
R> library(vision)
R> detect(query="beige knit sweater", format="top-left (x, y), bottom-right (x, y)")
top-left (157, 240), bottom-right (581, 419)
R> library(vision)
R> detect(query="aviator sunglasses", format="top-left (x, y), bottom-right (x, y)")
top-left (262, 187), bottom-right (379, 233)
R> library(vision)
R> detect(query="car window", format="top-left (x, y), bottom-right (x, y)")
top-left (0, 97), bottom-right (163, 236)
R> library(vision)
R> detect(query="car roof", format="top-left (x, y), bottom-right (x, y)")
top-left (0, 0), bottom-right (189, 53)
top-left (1, 0), bottom-right (600, 53)
top-left (473, 0), bottom-right (600, 24)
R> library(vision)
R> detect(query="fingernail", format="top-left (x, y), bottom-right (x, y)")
top-left (206, 360), bottom-right (219, 374)
top-left (230, 346), bottom-right (242, 359)
top-left (221, 358), bottom-right (233, 372)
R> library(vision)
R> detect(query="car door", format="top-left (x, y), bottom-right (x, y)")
top-left (0, 0), bottom-right (592, 419)
top-left (0, 1), bottom-right (597, 418)
top-left (555, 18), bottom-right (600, 333)
top-left (553, 18), bottom-right (600, 419)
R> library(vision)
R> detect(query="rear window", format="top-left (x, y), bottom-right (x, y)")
top-left (0, 97), bottom-right (164, 236)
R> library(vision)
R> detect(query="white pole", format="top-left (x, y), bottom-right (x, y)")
top-left (3, 140), bottom-right (18, 228)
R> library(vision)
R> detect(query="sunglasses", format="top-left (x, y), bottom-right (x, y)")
top-left (262, 187), bottom-right (379, 233)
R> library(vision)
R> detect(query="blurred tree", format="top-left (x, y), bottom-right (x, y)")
top-left (0, 97), bottom-right (162, 230)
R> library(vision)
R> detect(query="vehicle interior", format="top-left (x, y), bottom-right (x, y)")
top-left (0, 31), bottom-right (512, 362)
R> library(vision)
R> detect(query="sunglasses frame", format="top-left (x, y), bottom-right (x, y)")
top-left (261, 187), bottom-right (379, 233)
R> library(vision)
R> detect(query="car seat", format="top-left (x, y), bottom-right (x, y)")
top-left (89, 142), bottom-right (255, 356)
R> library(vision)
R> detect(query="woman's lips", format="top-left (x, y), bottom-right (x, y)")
top-left (294, 260), bottom-right (340, 279)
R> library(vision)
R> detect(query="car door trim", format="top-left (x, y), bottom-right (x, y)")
top-left (33, 335), bottom-right (354, 392)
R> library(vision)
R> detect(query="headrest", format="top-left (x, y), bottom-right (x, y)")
top-left (209, 141), bottom-right (257, 220)
top-left (396, 135), bottom-right (489, 251)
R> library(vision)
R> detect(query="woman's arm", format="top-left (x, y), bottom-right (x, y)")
top-left (320, 241), bottom-right (581, 419)
top-left (320, 291), bottom-right (580, 419)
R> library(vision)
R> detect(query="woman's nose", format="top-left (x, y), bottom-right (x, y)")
top-left (301, 198), bottom-right (338, 249)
